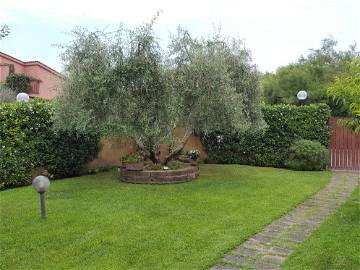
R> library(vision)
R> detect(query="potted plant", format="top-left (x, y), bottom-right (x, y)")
top-left (120, 153), bottom-right (144, 171)
top-left (187, 149), bottom-right (200, 166)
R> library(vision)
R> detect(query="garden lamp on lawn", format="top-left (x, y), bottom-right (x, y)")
top-left (32, 175), bottom-right (50, 221)
top-left (297, 90), bottom-right (307, 106)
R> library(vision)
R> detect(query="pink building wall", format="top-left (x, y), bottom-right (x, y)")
top-left (0, 52), bottom-right (62, 99)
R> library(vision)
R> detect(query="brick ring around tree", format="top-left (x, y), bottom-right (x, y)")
top-left (119, 166), bottom-right (200, 184)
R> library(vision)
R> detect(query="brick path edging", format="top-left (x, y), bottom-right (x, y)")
top-left (210, 172), bottom-right (359, 270)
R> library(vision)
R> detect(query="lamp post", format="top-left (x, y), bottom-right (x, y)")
top-left (32, 176), bottom-right (50, 220)
top-left (16, 92), bottom-right (30, 102)
top-left (297, 90), bottom-right (307, 106)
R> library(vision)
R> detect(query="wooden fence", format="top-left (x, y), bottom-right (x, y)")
top-left (329, 117), bottom-right (360, 171)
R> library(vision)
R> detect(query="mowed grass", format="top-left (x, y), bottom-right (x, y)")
top-left (282, 185), bottom-right (360, 270)
top-left (0, 165), bottom-right (331, 270)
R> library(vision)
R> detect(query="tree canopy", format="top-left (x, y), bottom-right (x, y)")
top-left (0, 24), bottom-right (10, 40)
top-left (328, 57), bottom-right (360, 132)
top-left (262, 37), bottom-right (359, 115)
top-left (54, 21), bottom-right (264, 164)
top-left (0, 84), bottom-right (16, 103)
top-left (164, 28), bottom-right (264, 162)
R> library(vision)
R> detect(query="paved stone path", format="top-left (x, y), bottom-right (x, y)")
top-left (210, 172), bottom-right (359, 270)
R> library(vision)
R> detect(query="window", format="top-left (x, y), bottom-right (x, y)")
top-left (29, 80), bottom-right (40, 94)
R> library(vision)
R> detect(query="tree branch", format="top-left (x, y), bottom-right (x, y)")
top-left (135, 139), bottom-right (150, 158)
top-left (164, 128), bottom-right (193, 164)
top-left (135, 139), bottom-right (161, 164)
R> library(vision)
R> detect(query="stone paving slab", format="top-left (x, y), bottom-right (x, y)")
top-left (209, 172), bottom-right (358, 270)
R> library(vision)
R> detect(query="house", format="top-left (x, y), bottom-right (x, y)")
top-left (0, 52), bottom-right (62, 99)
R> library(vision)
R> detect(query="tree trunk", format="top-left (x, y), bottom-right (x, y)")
top-left (164, 128), bottom-right (193, 165)
top-left (135, 139), bottom-right (161, 164)
top-left (149, 146), bottom-right (161, 164)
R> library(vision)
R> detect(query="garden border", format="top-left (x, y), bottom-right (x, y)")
top-left (119, 165), bottom-right (199, 184)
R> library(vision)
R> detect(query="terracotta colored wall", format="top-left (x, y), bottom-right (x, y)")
top-left (0, 56), bottom-right (25, 81)
top-left (87, 129), bottom-right (207, 169)
top-left (88, 137), bottom-right (136, 168)
top-left (0, 54), bottom-right (62, 99)
top-left (159, 128), bottom-right (208, 161)
top-left (23, 65), bottom-right (61, 99)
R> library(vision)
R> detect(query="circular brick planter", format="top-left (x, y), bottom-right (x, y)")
top-left (119, 165), bottom-right (199, 184)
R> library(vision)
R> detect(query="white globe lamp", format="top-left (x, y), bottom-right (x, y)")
top-left (16, 92), bottom-right (30, 102)
top-left (297, 90), bottom-right (307, 106)
top-left (32, 175), bottom-right (51, 220)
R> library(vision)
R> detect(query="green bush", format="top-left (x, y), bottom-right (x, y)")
top-left (0, 101), bottom-right (100, 189)
top-left (121, 153), bottom-right (142, 164)
top-left (202, 104), bottom-right (331, 167)
top-left (285, 139), bottom-right (329, 171)
top-left (168, 160), bottom-right (182, 170)
top-left (49, 130), bottom-right (100, 178)
top-left (145, 163), bottom-right (162, 170)
top-left (5, 73), bottom-right (34, 94)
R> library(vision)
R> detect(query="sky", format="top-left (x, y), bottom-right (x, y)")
top-left (0, 0), bottom-right (359, 73)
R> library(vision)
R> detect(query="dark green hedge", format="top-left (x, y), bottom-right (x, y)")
top-left (0, 101), bottom-right (100, 189)
top-left (285, 139), bottom-right (329, 171)
top-left (201, 103), bottom-right (331, 167)
top-left (49, 130), bottom-right (100, 178)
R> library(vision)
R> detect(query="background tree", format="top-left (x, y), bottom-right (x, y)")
top-left (262, 37), bottom-right (359, 115)
top-left (0, 24), bottom-right (10, 39)
top-left (54, 22), bottom-right (264, 164)
top-left (327, 57), bottom-right (360, 132)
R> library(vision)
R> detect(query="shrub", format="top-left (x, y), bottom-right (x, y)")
top-left (49, 130), bottom-right (100, 178)
top-left (168, 160), bottom-right (182, 170)
top-left (145, 163), bottom-right (163, 170)
top-left (5, 73), bottom-right (34, 94)
top-left (202, 103), bottom-right (331, 167)
top-left (0, 101), bottom-right (100, 189)
top-left (121, 152), bottom-right (142, 164)
top-left (0, 101), bottom-right (53, 189)
top-left (0, 84), bottom-right (16, 103)
top-left (285, 139), bottom-right (329, 171)
top-left (187, 149), bottom-right (200, 161)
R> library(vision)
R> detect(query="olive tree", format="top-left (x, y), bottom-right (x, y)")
top-left (54, 22), bottom-right (264, 164)
top-left (164, 28), bottom-right (264, 163)
top-left (0, 84), bottom-right (16, 103)
top-left (54, 22), bottom-right (176, 163)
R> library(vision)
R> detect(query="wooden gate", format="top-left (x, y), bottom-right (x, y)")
top-left (329, 117), bottom-right (360, 171)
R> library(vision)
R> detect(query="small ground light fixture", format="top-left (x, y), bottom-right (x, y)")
top-left (32, 175), bottom-right (50, 220)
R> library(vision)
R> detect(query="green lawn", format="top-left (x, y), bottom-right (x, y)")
top-left (0, 165), bottom-right (331, 270)
top-left (282, 185), bottom-right (360, 270)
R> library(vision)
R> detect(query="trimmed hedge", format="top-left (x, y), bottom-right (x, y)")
top-left (285, 139), bottom-right (329, 171)
top-left (0, 101), bottom-right (100, 189)
top-left (49, 129), bottom-right (100, 178)
top-left (202, 104), bottom-right (331, 168)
